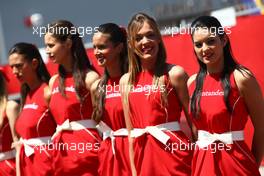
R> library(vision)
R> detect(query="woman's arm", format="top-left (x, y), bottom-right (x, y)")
top-left (85, 70), bottom-right (100, 91)
top-left (45, 74), bottom-right (58, 105)
top-left (119, 73), bottom-right (137, 176)
top-left (169, 65), bottom-right (197, 141)
top-left (6, 100), bottom-right (19, 142)
top-left (234, 69), bottom-right (264, 166)
top-left (90, 79), bottom-right (101, 108)
top-left (6, 100), bottom-right (21, 176)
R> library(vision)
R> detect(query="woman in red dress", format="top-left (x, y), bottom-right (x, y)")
top-left (188, 16), bottom-right (264, 176)
top-left (0, 69), bottom-right (19, 176)
top-left (8, 42), bottom-right (56, 176)
top-left (44, 20), bottom-right (101, 176)
top-left (120, 13), bottom-right (194, 176)
top-left (91, 23), bottom-right (131, 176)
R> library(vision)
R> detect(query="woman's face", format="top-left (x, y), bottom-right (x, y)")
top-left (192, 27), bottom-right (226, 67)
top-left (92, 32), bottom-right (121, 67)
top-left (9, 53), bottom-right (36, 84)
top-left (134, 21), bottom-right (160, 61)
top-left (44, 33), bottom-right (70, 65)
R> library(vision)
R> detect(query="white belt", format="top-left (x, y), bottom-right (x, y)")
top-left (196, 130), bottom-right (244, 148)
top-left (13, 136), bottom-right (51, 157)
top-left (51, 119), bottom-right (97, 140)
top-left (0, 149), bottom-right (16, 161)
top-left (96, 121), bottom-right (128, 155)
top-left (130, 121), bottom-right (181, 145)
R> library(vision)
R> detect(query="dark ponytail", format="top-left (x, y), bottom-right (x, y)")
top-left (92, 23), bottom-right (128, 122)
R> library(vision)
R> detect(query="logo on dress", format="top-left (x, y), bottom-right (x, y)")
top-left (131, 84), bottom-right (166, 95)
top-left (202, 89), bottom-right (224, 96)
top-left (52, 86), bottom-right (76, 94)
top-left (23, 103), bottom-right (39, 110)
top-left (106, 92), bottom-right (121, 99)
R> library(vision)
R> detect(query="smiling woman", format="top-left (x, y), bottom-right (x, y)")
top-left (192, 26), bottom-right (226, 74)
top-left (120, 12), bottom-right (194, 176)
top-left (91, 23), bottom-right (130, 176)
top-left (188, 16), bottom-right (264, 176)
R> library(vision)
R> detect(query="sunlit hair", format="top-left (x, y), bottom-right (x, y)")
top-left (127, 12), bottom-right (167, 80)
top-left (124, 12), bottom-right (168, 116)
top-left (46, 20), bottom-right (94, 101)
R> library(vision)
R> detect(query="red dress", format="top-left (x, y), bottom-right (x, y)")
top-left (16, 83), bottom-right (56, 176)
top-left (189, 73), bottom-right (260, 176)
top-left (97, 77), bottom-right (131, 176)
top-left (49, 74), bottom-right (101, 176)
top-left (128, 70), bottom-right (193, 176)
top-left (0, 113), bottom-right (16, 176)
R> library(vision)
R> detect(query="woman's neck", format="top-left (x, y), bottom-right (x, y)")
top-left (141, 57), bottom-right (156, 72)
top-left (61, 55), bottom-right (73, 73)
top-left (106, 60), bottom-right (122, 78)
top-left (27, 78), bottom-right (42, 92)
top-left (206, 56), bottom-right (224, 74)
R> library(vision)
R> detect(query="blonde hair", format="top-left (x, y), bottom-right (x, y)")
top-left (124, 12), bottom-right (168, 117)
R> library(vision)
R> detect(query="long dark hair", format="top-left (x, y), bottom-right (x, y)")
top-left (190, 16), bottom-right (248, 117)
top-left (0, 72), bottom-right (7, 121)
top-left (8, 42), bottom-right (50, 107)
top-left (92, 23), bottom-right (128, 122)
top-left (46, 20), bottom-right (94, 101)
top-left (0, 72), bottom-right (7, 104)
